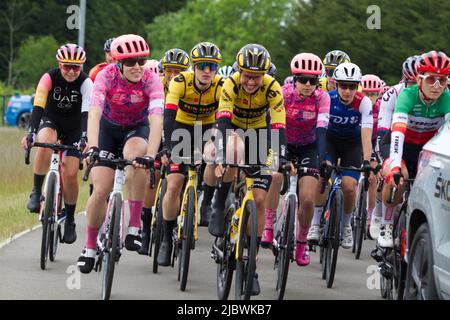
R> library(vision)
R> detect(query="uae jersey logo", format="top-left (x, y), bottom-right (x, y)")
top-left (53, 87), bottom-right (79, 111)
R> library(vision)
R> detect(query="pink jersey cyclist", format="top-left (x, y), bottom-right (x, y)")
top-left (91, 63), bottom-right (164, 127)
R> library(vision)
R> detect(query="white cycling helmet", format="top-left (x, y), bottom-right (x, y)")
top-left (218, 65), bottom-right (234, 78)
top-left (333, 62), bottom-right (362, 83)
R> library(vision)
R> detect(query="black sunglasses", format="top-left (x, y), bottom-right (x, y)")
top-left (294, 75), bottom-right (319, 85)
top-left (122, 57), bottom-right (147, 67)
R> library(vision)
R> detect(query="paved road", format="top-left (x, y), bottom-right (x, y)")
top-left (0, 211), bottom-right (382, 300)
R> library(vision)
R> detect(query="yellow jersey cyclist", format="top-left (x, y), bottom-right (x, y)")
top-left (88, 37), bottom-right (116, 82)
top-left (139, 48), bottom-right (190, 256)
top-left (77, 34), bottom-right (165, 273)
top-left (319, 50), bottom-right (351, 92)
top-left (209, 44), bottom-right (288, 296)
top-left (21, 43), bottom-right (93, 244)
top-left (380, 51), bottom-right (450, 248)
top-left (157, 42), bottom-right (223, 267)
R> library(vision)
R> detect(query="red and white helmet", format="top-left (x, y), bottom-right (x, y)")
top-left (56, 43), bottom-right (86, 64)
top-left (361, 74), bottom-right (383, 92)
top-left (111, 34), bottom-right (150, 60)
top-left (416, 50), bottom-right (450, 76)
top-left (290, 53), bottom-right (323, 76)
top-left (402, 55), bottom-right (419, 81)
top-left (145, 59), bottom-right (160, 75)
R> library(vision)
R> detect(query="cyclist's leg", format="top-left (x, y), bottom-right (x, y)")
top-left (61, 154), bottom-right (80, 243)
top-left (200, 139), bottom-right (216, 226)
top-left (27, 122), bottom-right (57, 213)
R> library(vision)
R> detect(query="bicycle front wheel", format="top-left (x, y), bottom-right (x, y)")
top-left (354, 182), bottom-right (367, 260)
top-left (152, 178), bottom-right (167, 274)
top-left (41, 172), bottom-right (56, 270)
top-left (101, 193), bottom-right (122, 300)
top-left (325, 190), bottom-right (342, 288)
top-left (179, 187), bottom-right (196, 291)
top-left (235, 200), bottom-right (257, 300)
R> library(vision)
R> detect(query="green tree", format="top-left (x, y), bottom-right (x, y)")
top-left (13, 35), bottom-right (59, 89)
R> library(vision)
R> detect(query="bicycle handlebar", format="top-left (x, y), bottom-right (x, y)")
top-left (82, 157), bottom-right (156, 182)
top-left (24, 142), bottom-right (82, 168)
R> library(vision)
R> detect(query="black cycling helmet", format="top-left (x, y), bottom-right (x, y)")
top-left (267, 62), bottom-right (277, 77)
top-left (190, 42), bottom-right (222, 64)
top-left (103, 37), bottom-right (115, 53)
top-left (236, 43), bottom-right (271, 74)
top-left (162, 48), bottom-right (190, 69)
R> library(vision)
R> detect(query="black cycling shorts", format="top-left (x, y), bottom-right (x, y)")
top-left (287, 143), bottom-right (319, 180)
top-left (325, 133), bottom-right (362, 181)
top-left (97, 117), bottom-right (150, 169)
top-left (38, 116), bottom-right (81, 158)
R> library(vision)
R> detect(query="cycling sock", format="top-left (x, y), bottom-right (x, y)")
top-left (33, 174), bottom-right (45, 192)
top-left (215, 182), bottom-right (232, 209)
top-left (141, 207), bottom-right (152, 232)
top-left (128, 200), bottom-right (143, 228)
top-left (86, 226), bottom-right (99, 249)
top-left (64, 203), bottom-right (76, 222)
top-left (382, 205), bottom-right (394, 225)
top-left (297, 224), bottom-right (310, 243)
top-left (264, 208), bottom-right (276, 230)
top-left (344, 212), bottom-right (352, 227)
top-left (311, 206), bottom-right (323, 226)
top-left (202, 184), bottom-right (215, 207)
top-left (89, 184), bottom-right (94, 196)
top-left (163, 219), bottom-right (176, 242)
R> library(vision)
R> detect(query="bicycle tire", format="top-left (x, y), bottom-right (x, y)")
top-left (393, 206), bottom-right (407, 300)
top-left (216, 203), bottom-right (236, 300)
top-left (152, 178), bottom-right (167, 274)
top-left (40, 172), bottom-right (56, 270)
top-left (354, 182), bottom-right (367, 260)
top-left (276, 194), bottom-right (296, 300)
top-left (325, 189), bottom-right (342, 288)
top-left (101, 193), bottom-right (122, 300)
top-left (49, 188), bottom-right (62, 262)
top-left (235, 200), bottom-right (257, 300)
top-left (179, 187), bottom-right (196, 291)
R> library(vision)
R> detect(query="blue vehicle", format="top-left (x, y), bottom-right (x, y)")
top-left (4, 93), bottom-right (34, 129)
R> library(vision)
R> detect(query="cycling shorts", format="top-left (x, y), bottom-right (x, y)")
top-left (287, 143), bottom-right (319, 180)
top-left (325, 133), bottom-right (362, 181)
top-left (38, 116), bottom-right (81, 158)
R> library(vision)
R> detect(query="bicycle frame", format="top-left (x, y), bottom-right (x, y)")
top-left (234, 175), bottom-right (255, 260)
top-left (178, 166), bottom-right (199, 242)
top-left (273, 175), bottom-right (298, 249)
top-left (322, 171), bottom-right (344, 241)
top-left (39, 151), bottom-right (64, 223)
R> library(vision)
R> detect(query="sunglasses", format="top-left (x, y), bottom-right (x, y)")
top-left (419, 74), bottom-right (447, 88)
top-left (195, 62), bottom-right (218, 72)
top-left (61, 64), bottom-right (81, 72)
top-left (338, 83), bottom-right (358, 91)
top-left (122, 57), bottom-right (147, 67)
top-left (325, 68), bottom-right (335, 77)
top-left (294, 75), bottom-right (319, 85)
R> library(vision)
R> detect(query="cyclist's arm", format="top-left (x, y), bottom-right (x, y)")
top-left (267, 80), bottom-right (287, 160)
top-left (377, 87), bottom-right (398, 144)
top-left (80, 77), bottom-right (93, 138)
top-left (360, 96), bottom-right (374, 162)
top-left (29, 73), bottom-right (52, 134)
top-left (146, 73), bottom-right (165, 157)
top-left (315, 91), bottom-right (330, 163)
top-left (164, 74), bottom-right (185, 150)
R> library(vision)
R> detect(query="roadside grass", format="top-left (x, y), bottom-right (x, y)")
top-left (0, 127), bottom-right (89, 242)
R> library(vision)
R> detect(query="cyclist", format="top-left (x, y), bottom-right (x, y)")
top-left (217, 65), bottom-right (234, 79)
top-left (77, 34), bottom-right (164, 273)
top-left (21, 43), bottom-right (92, 244)
top-left (319, 50), bottom-right (351, 92)
top-left (262, 53), bottom-right (330, 267)
top-left (145, 59), bottom-right (161, 76)
top-left (267, 62), bottom-right (277, 78)
top-left (139, 48), bottom-right (190, 256)
top-left (157, 42), bottom-right (223, 267)
top-left (209, 43), bottom-right (287, 295)
top-left (158, 59), bottom-right (164, 75)
top-left (308, 62), bottom-right (375, 249)
top-left (360, 74), bottom-right (383, 238)
top-left (379, 51), bottom-right (450, 248)
top-left (373, 55), bottom-right (419, 239)
top-left (88, 38), bottom-right (116, 82)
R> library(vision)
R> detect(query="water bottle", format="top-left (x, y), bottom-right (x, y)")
top-left (230, 208), bottom-right (241, 244)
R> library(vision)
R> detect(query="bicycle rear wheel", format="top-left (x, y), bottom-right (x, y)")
top-left (216, 203), bottom-right (236, 300)
top-left (325, 190), bottom-right (342, 288)
top-left (40, 173), bottom-right (56, 270)
top-left (354, 182), bottom-right (367, 260)
top-left (276, 194), bottom-right (296, 300)
top-left (152, 178), bottom-right (167, 274)
top-left (101, 193), bottom-right (122, 300)
top-left (235, 200), bottom-right (257, 300)
top-left (179, 187), bottom-right (196, 291)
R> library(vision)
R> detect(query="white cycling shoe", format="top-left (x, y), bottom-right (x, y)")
top-left (369, 216), bottom-right (382, 240)
top-left (377, 224), bottom-right (394, 248)
top-left (307, 225), bottom-right (320, 244)
top-left (341, 225), bottom-right (353, 249)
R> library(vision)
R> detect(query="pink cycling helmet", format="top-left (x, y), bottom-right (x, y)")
top-left (56, 43), bottom-right (86, 64)
top-left (145, 59), bottom-right (160, 75)
top-left (111, 34), bottom-right (150, 60)
top-left (361, 74), bottom-right (383, 92)
top-left (290, 53), bottom-right (323, 76)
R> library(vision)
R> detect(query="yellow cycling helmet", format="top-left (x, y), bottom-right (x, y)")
top-left (162, 48), bottom-right (190, 69)
top-left (236, 43), bottom-right (271, 74)
top-left (190, 42), bottom-right (222, 64)
top-left (323, 50), bottom-right (351, 69)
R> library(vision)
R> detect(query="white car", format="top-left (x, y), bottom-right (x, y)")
top-left (406, 119), bottom-right (450, 299)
